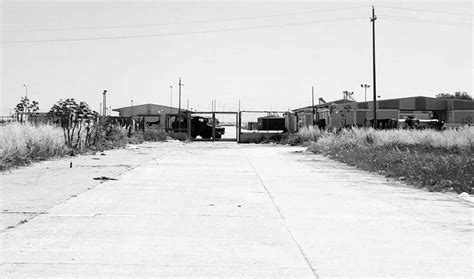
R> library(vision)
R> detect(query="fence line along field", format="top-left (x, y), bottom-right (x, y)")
top-left (294, 126), bottom-right (473, 194)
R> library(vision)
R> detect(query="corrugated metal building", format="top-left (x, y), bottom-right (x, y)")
top-left (293, 96), bottom-right (474, 129)
top-left (112, 103), bottom-right (188, 129)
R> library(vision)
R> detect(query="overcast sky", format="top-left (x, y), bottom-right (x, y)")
top-left (1, 0), bottom-right (472, 115)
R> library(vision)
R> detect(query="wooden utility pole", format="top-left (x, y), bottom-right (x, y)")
top-left (371, 6), bottom-right (377, 129)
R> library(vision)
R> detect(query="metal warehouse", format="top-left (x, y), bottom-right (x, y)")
top-left (112, 103), bottom-right (189, 129)
top-left (294, 96), bottom-right (474, 129)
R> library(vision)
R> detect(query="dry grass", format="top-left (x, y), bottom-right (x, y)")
top-left (0, 122), bottom-right (68, 170)
top-left (286, 126), bottom-right (324, 145)
top-left (314, 127), bottom-right (473, 152)
top-left (308, 127), bottom-right (473, 193)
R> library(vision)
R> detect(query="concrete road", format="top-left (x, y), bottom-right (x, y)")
top-left (1, 142), bottom-right (472, 277)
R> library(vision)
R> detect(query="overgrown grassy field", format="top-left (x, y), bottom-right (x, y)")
top-left (0, 123), bottom-right (68, 170)
top-left (297, 127), bottom-right (473, 194)
top-left (0, 122), bottom-right (171, 171)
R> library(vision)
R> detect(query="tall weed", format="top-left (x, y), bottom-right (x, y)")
top-left (0, 123), bottom-right (68, 170)
top-left (308, 127), bottom-right (473, 193)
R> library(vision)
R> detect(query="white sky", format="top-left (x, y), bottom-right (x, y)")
top-left (1, 0), bottom-right (472, 115)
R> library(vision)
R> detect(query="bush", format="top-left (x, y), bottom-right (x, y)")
top-left (286, 126), bottom-right (324, 145)
top-left (142, 129), bottom-right (168, 141)
top-left (90, 124), bottom-right (129, 151)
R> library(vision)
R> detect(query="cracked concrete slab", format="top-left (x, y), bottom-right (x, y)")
top-left (1, 142), bottom-right (472, 277)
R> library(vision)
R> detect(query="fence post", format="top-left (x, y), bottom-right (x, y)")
top-left (212, 112), bottom-right (216, 141)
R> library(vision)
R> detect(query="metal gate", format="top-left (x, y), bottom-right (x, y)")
top-left (187, 111), bottom-right (239, 142)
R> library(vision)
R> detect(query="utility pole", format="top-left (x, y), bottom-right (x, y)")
top-left (361, 84), bottom-right (370, 102)
top-left (187, 99), bottom-right (189, 110)
top-left (178, 78), bottom-right (183, 115)
top-left (102, 90), bottom-right (107, 117)
top-left (371, 6), bottom-right (377, 129)
top-left (178, 78), bottom-right (184, 134)
top-left (170, 85), bottom-right (173, 109)
top-left (312, 86), bottom-right (315, 125)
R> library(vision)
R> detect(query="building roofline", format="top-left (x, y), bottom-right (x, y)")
top-left (292, 95), bottom-right (474, 111)
top-left (112, 103), bottom-right (187, 112)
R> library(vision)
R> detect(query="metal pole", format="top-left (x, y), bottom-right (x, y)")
top-left (361, 84), bottom-right (370, 103)
top-left (178, 78), bottom-right (182, 115)
top-left (23, 84), bottom-right (30, 113)
top-left (212, 112), bottom-right (216, 140)
top-left (170, 85), bottom-right (173, 112)
top-left (178, 78), bottom-right (183, 134)
top-left (371, 6), bottom-right (377, 129)
top-left (131, 100), bottom-right (133, 118)
top-left (312, 86), bottom-right (315, 126)
top-left (23, 84), bottom-right (29, 98)
top-left (102, 90), bottom-right (107, 117)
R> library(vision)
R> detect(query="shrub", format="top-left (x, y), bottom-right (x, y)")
top-left (286, 126), bottom-right (324, 145)
top-left (142, 129), bottom-right (168, 141)
top-left (90, 124), bottom-right (129, 151)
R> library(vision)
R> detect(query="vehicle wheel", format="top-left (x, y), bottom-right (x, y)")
top-left (201, 131), bottom-right (211, 139)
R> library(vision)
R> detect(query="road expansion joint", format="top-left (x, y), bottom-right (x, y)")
top-left (243, 150), bottom-right (320, 279)
top-left (2, 148), bottom-right (171, 233)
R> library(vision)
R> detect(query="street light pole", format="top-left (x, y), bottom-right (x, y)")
top-left (23, 84), bottom-right (29, 99)
top-left (360, 84), bottom-right (370, 102)
top-left (130, 99), bottom-right (134, 118)
top-left (102, 90), bottom-right (107, 116)
top-left (178, 78), bottom-right (183, 115)
top-left (23, 84), bottom-right (30, 113)
top-left (169, 85), bottom-right (173, 115)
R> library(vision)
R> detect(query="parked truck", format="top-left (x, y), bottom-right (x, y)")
top-left (171, 115), bottom-right (225, 139)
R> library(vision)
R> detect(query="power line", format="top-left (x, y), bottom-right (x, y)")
top-left (1, 16), bottom-right (366, 44)
top-left (378, 5), bottom-right (473, 17)
top-left (2, 5), bottom-right (367, 33)
top-left (380, 15), bottom-right (473, 27)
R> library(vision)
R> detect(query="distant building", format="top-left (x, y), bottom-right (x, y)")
top-left (293, 96), bottom-right (474, 129)
top-left (112, 103), bottom-right (189, 129)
